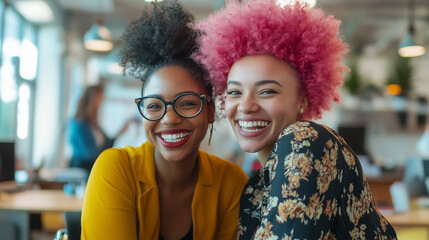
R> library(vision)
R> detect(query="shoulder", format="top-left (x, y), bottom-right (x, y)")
top-left (278, 120), bottom-right (342, 144)
top-left (93, 147), bottom-right (130, 171)
top-left (68, 118), bottom-right (90, 133)
top-left (69, 118), bottom-right (86, 127)
top-left (270, 121), bottom-right (346, 167)
top-left (94, 144), bottom-right (146, 175)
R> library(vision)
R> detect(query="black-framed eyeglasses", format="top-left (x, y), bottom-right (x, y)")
top-left (135, 93), bottom-right (211, 121)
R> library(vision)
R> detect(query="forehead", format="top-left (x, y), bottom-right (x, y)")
top-left (144, 65), bottom-right (205, 96)
top-left (227, 55), bottom-right (300, 87)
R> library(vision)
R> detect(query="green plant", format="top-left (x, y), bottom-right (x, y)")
top-left (361, 83), bottom-right (382, 100)
top-left (386, 56), bottom-right (413, 97)
top-left (344, 61), bottom-right (361, 95)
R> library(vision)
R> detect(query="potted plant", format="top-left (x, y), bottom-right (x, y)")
top-left (343, 60), bottom-right (362, 109)
top-left (386, 56), bottom-right (414, 127)
top-left (344, 61), bottom-right (361, 96)
top-left (386, 56), bottom-right (413, 97)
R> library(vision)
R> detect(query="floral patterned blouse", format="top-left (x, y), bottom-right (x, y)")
top-left (238, 121), bottom-right (397, 240)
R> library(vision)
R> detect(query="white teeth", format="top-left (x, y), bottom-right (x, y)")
top-left (161, 132), bottom-right (189, 142)
top-left (238, 121), bottom-right (269, 132)
top-left (242, 128), bottom-right (260, 132)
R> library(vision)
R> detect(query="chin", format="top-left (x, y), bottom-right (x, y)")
top-left (237, 141), bottom-right (263, 153)
top-left (159, 151), bottom-right (186, 162)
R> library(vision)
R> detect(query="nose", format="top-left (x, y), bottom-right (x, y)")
top-left (160, 105), bottom-right (182, 125)
top-left (237, 94), bottom-right (259, 114)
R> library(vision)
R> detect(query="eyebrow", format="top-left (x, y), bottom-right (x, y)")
top-left (142, 94), bottom-right (162, 98)
top-left (143, 91), bottom-right (197, 98)
top-left (227, 80), bottom-right (282, 87)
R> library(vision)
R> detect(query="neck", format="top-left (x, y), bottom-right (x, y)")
top-left (258, 140), bottom-right (276, 167)
top-left (258, 151), bottom-right (270, 167)
top-left (154, 151), bottom-right (198, 192)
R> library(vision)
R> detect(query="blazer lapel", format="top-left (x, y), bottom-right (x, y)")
top-left (137, 142), bottom-right (160, 240)
top-left (192, 151), bottom-right (216, 239)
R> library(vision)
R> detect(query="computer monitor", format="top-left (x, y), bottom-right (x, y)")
top-left (338, 125), bottom-right (367, 156)
top-left (423, 158), bottom-right (429, 196)
top-left (403, 157), bottom-right (429, 197)
top-left (0, 142), bottom-right (15, 182)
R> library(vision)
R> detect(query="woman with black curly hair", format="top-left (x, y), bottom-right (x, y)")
top-left (81, 1), bottom-right (247, 239)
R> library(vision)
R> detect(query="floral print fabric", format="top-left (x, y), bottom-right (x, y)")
top-left (238, 121), bottom-right (397, 240)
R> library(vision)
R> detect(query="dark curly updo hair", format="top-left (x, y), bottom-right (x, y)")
top-left (119, 0), bottom-right (212, 97)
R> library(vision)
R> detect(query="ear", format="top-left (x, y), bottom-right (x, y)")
top-left (207, 101), bottom-right (215, 123)
top-left (299, 94), bottom-right (309, 112)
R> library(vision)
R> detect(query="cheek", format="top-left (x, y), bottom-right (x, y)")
top-left (143, 121), bottom-right (155, 136)
top-left (265, 105), bottom-right (284, 119)
top-left (193, 113), bottom-right (209, 128)
top-left (195, 120), bottom-right (209, 137)
top-left (266, 99), bottom-right (298, 120)
top-left (224, 99), bottom-right (236, 119)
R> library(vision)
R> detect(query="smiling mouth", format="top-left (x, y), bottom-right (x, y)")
top-left (238, 120), bottom-right (269, 132)
top-left (160, 132), bottom-right (190, 143)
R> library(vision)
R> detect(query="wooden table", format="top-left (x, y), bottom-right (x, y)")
top-left (385, 208), bottom-right (429, 228)
top-left (366, 170), bottom-right (404, 207)
top-left (0, 189), bottom-right (83, 240)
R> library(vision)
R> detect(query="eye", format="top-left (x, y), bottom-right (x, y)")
top-left (142, 98), bottom-right (164, 111)
top-left (146, 104), bottom-right (162, 110)
top-left (226, 89), bottom-right (241, 96)
top-left (180, 100), bottom-right (198, 107)
top-left (259, 89), bottom-right (278, 95)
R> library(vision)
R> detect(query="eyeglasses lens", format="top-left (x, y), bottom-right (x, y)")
top-left (139, 94), bottom-right (203, 120)
top-left (174, 94), bottom-right (202, 118)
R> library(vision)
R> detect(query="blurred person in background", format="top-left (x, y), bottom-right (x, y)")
top-left (68, 84), bottom-right (129, 173)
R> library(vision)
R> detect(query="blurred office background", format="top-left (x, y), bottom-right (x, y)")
top-left (0, 0), bottom-right (428, 173)
top-left (0, 0), bottom-right (429, 239)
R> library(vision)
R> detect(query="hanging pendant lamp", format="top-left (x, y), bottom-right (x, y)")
top-left (84, 0), bottom-right (113, 52)
top-left (398, 0), bottom-right (425, 57)
top-left (84, 16), bottom-right (113, 52)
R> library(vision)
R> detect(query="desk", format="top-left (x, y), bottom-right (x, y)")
top-left (385, 208), bottom-right (429, 228)
top-left (366, 170), bottom-right (403, 206)
top-left (0, 189), bottom-right (83, 240)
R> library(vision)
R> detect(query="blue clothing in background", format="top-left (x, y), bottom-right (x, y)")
top-left (68, 119), bottom-right (114, 173)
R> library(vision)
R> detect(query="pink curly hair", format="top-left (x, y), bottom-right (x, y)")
top-left (193, 0), bottom-right (349, 120)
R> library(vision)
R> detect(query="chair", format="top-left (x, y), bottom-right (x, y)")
top-left (0, 220), bottom-right (17, 240)
top-left (54, 211), bottom-right (81, 240)
top-left (54, 228), bottom-right (67, 240)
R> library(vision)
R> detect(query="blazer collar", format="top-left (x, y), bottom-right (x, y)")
top-left (195, 150), bottom-right (214, 187)
top-left (138, 141), bottom-right (158, 186)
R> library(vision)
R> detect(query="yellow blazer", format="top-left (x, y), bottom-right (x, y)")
top-left (81, 141), bottom-right (247, 240)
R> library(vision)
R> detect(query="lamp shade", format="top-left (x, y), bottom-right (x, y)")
top-left (84, 23), bottom-right (113, 52)
top-left (398, 30), bottom-right (425, 57)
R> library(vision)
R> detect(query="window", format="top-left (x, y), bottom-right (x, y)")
top-left (0, 3), bottom-right (39, 167)
top-left (0, 1), bottom-right (3, 53)
top-left (0, 7), bottom-right (21, 141)
top-left (17, 22), bottom-right (37, 140)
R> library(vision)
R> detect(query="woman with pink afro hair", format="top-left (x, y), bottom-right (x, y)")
top-left (194, 0), bottom-right (397, 239)
top-left (194, 0), bottom-right (347, 120)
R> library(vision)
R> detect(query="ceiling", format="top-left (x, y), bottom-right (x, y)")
top-left (55, 0), bottom-right (429, 56)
